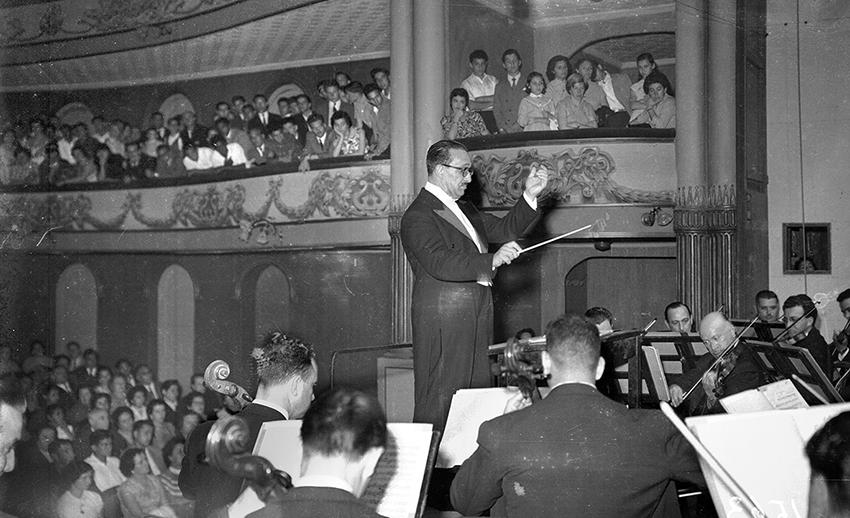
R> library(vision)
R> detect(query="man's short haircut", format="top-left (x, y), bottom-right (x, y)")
top-left (664, 301), bottom-right (692, 322)
top-left (147, 398), bottom-right (166, 415)
top-left (0, 374), bottom-right (24, 408)
top-left (363, 83), bottom-right (382, 97)
top-left (837, 289), bottom-right (850, 305)
top-left (251, 332), bottom-right (316, 386)
top-left (344, 81), bottom-right (363, 94)
top-left (300, 388), bottom-right (387, 460)
top-left (502, 48), bottom-right (521, 62)
top-left (231, 95), bottom-right (245, 104)
top-left (162, 436), bottom-right (185, 467)
top-left (306, 113), bottom-right (325, 126)
top-left (161, 379), bottom-right (180, 394)
top-left (584, 307), bottom-right (613, 326)
top-left (119, 448), bottom-right (144, 477)
top-left (48, 438), bottom-right (73, 456)
top-left (783, 294), bottom-right (818, 324)
top-left (297, 94), bottom-right (311, 104)
top-left (426, 139), bottom-right (467, 176)
top-left (545, 314), bottom-right (601, 372)
top-left (215, 117), bottom-right (231, 127)
top-left (90, 429), bottom-right (111, 448)
top-left (636, 52), bottom-right (656, 65)
top-left (469, 49), bottom-right (489, 62)
top-left (370, 67), bottom-right (389, 79)
top-left (61, 460), bottom-right (93, 490)
top-left (132, 419), bottom-right (153, 434)
top-left (128, 385), bottom-right (148, 401)
top-left (215, 101), bottom-right (230, 110)
top-left (282, 116), bottom-right (299, 127)
top-left (806, 411), bottom-right (850, 511)
top-left (253, 94), bottom-right (268, 103)
top-left (755, 290), bottom-right (779, 303)
top-left (335, 71), bottom-right (352, 82)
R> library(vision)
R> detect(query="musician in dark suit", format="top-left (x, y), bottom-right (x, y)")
top-left (179, 333), bottom-right (317, 518)
top-left (400, 139), bottom-right (547, 430)
top-left (245, 388), bottom-right (387, 518)
top-left (831, 289), bottom-right (850, 384)
top-left (451, 314), bottom-right (704, 517)
top-left (669, 312), bottom-right (765, 415)
top-left (783, 294), bottom-right (831, 377)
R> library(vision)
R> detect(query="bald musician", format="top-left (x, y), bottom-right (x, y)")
top-left (451, 314), bottom-right (704, 518)
top-left (669, 312), bottom-right (765, 415)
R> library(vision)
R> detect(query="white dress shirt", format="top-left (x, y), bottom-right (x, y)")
top-left (599, 72), bottom-right (626, 112)
top-left (460, 73), bottom-right (498, 109)
top-left (251, 398), bottom-right (289, 419)
top-left (183, 147), bottom-right (218, 170)
top-left (85, 454), bottom-right (126, 491)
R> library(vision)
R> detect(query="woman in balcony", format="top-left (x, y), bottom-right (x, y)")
top-left (544, 55), bottom-right (571, 107)
top-left (631, 70), bottom-right (676, 129)
top-left (555, 73), bottom-right (598, 130)
top-left (517, 72), bottom-right (557, 131)
top-left (576, 58), bottom-right (608, 112)
top-left (441, 88), bottom-right (489, 139)
top-left (331, 111), bottom-right (367, 156)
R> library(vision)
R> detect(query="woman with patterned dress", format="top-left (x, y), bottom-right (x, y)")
top-left (330, 111), bottom-right (366, 156)
top-left (441, 88), bottom-right (490, 139)
top-left (517, 72), bottom-right (557, 131)
top-left (117, 448), bottom-right (177, 518)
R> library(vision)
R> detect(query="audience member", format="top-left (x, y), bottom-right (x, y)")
top-left (364, 84), bottom-right (391, 158)
top-left (159, 437), bottom-right (193, 518)
top-left (555, 73), bottom-right (598, 129)
top-left (594, 62), bottom-right (632, 127)
top-left (451, 314), bottom-right (704, 516)
top-left (115, 359), bottom-right (135, 387)
top-left (518, 72), bottom-right (557, 131)
top-left (370, 67), bottom-right (391, 100)
top-left (245, 128), bottom-right (276, 165)
top-left (156, 143), bottom-right (187, 177)
top-left (151, 112), bottom-right (168, 140)
top-left (210, 134), bottom-right (248, 167)
top-left (629, 52), bottom-right (658, 124)
top-left (315, 83), bottom-right (355, 128)
top-left (294, 94), bottom-right (315, 144)
top-left (94, 144), bottom-right (123, 181)
top-left (0, 374), bottom-right (26, 475)
top-left (128, 386), bottom-right (149, 421)
top-left (664, 301), bottom-right (693, 333)
top-left (8, 147), bottom-right (39, 184)
top-left (833, 289), bottom-right (850, 378)
top-left (231, 96), bottom-right (248, 128)
top-left (248, 94), bottom-right (283, 136)
top-left (185, 373), bottom-right (220, 420)
top-left (161, 380), bottom-right (182, 428)
top-left (335, 71), bottom-right (352, 91)
top-left (117, 448), bottom-right (177, 518)
top-left (177, 411), bottom-right (200, 441)
top-left (92, 392), bottom-right (112, 413)
top-left (345, 82), bottom-right (374, 131)
top-left (56, 460), bottom-right (104, 518)
top-left (331, 111), bottom-right (367, 156)
top-left (48, 404), bottom-right (76, 441)
top-left (148, 399), bottom-right (177, 453)
top-left (39, 143), bottom-right (72, 184)
top-left (132, 419), bottom-right (166, 476)
top-left (632, 70), bottom-right (676, 128)
top-left (300, 114), bottom-right (337, 170)
top-left (124, 140), bottom-right (157, 180)
top-left (180, 112), bottom-right (209, 148)
top-left (74, 407), bottom-right (109, 459)
top-left (755, 289), bottom-right (781, 323)
top-left (66, 385), bottom-right (93, 425)
top-left (111, 406), bottom-right (135, 456)
top-left (441, 88), bottom-right (489, 139)
top-left (460, 50), bottom-right (497, 114)
top-left (544, 54), bottom-right (571, 107)
top-left (575, 58), bottom-right (608, 112)
top-left (783, 294), bottom-right (831, 376)
top-left (267, 125), bottom-right (301, 162)
top-left (182, 143), bottom-right (217, 171)
top-left (166, 117), bottom-right (184, 152)
top-left (95, 366), bottom-right (113, 395)
top-left (216, 117), bottom-right (252, 156)
top-left (84, 429), bottom-right (125, 493)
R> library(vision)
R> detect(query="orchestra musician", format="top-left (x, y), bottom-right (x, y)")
top-left (781, 294), bottom-right (831, 377)
top-left (664, 301), bottom-right (693, 333)
top-left (179, 333), bottom-right (317, 518)
top-left (755, 290), bottom-right (782, 323)
top-left (831, 289), bottom-right (850, 378)
top-left (668, 312), bottom-right (765, 415)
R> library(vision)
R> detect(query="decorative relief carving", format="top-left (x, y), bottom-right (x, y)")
top-left (472, 147), bottom-right (673, 207)
top-left (0, 168), bottom-right (390, 237)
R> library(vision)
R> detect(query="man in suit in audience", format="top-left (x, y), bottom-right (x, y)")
top-left (400, 139), bottom-right (546, 430)
top-left (180, 111), bottom-right (209, 148)
top-left (243, 388), bottom-right (386, 518)
top-left (451, 314), bottom-right (704, 517)
top-left (831, 289), bottom-right (850, 384)
top-left (151, 112), bottom-right (168, 140)
top-left (245, 128), bottom-right (277, 165)
top-left (313, 83), bottom-right (355, 128)
top-left (248, 94), bottom-right (283, 136)
top-left (493, 49), bottom-right (525, 133)
top-left (216, 117), bottom-right (253, 157)
top-left (299, 114), bottom-right (337, 171)
top-left (180, 332), bottom-right (317, 518)
top-left (134, 364), bottom-right (159, 401)
top-left (364, 84), bottom-right (391, 159)
top-left (72, 348), bottom-right (100, 391)
top-left (295, 94), bottom-right (315, 145)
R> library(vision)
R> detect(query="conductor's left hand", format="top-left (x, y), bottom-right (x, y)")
top-left (524, 164), bottom-right (550, 199)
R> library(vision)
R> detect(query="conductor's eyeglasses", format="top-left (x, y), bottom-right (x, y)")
top-left (442, 163), bottom-right (473, 177)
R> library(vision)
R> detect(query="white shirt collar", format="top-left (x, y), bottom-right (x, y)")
top-left (251, 398), bottom-right (289, 420)
top-left (296, 474), bottom-right (353, 494)
top-left (549, 380), bottom-right (598, 391)
top-left (425, 181), bottom-right (457, 203)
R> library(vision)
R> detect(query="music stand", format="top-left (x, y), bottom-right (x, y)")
top-left (747, 340), bottom-right (843, 404)
top-left (415, 430), bottom-right (442, 518)
top-left (730, 319), bottom-right (785, 342)
top-left (641, 331), bottom-right (706, 373)
top-left (599, 329), bottom-right (651, 408)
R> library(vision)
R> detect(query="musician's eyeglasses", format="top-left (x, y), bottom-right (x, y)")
top-left (442, 163), bottom-right (473, 177)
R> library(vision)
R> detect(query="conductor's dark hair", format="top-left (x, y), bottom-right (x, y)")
top-left (806, 411), bottom-right (850, 511)
top-left (783, 294), bottom-right (818, 324)
top-left (119, 448), bottom-right (145, 477)
top-left (251, 332), bottom-right (315, 386)
top-left (545, 313), bottom-right (600, 372)
top-left (584, 307), bottom-right (613, 325)
top-left (300, 388), bottom-right (387, 460)
top-left (61, 460), bottom-right (93, 490)
top-left (837, 289), bottom-right (850, 305)
top-left (755, 290), bottom-right (779, 303)
top-left (664, 301), bottom-right (692, 323)
top-left (426, 140), bottom-right (467, 176)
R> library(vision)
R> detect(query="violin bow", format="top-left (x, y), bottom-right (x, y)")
top-left (681, 315), bottom-right (759, 402)
top-left (770, 301), bottom-right (821, 345)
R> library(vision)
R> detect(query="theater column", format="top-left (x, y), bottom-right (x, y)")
top-left (388, 0), bottom-right (415, 343)
top-left (674, 0), bottom-right (709, 320)
top-left (412, 0), bottom-right (447, 189)
top-left (706, 0), bottom-right (737, 315)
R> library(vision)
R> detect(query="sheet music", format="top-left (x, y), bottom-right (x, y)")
top-left (253, 421), bottom-right (432, 518)
top-left (719, 380), bottom-right (809, 414)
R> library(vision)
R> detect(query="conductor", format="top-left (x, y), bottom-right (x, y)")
top-left (400, 139), bottom-right (548, 429)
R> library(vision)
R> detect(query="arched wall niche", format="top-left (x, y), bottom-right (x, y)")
top-left (55, 263), bottom-right (98, 353)
top-left (156, 264), bottom-right (195, 387)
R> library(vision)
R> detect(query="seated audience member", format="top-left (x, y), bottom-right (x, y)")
top-left (544, 54), bottom-right (571, 107)
top-left (268, 124), bottom-right (301, 162)
top-left (245, 389), bottom-right (387, 518)
top-left (575, 58), bottom-right (609, 112)
top-left (0, 345), bottom-right (20, 376)
top-left (214, 101), bottom-right (234, 127)
top-left (315, 79), bottom-right (330, 101)
top-left (166, 117), bottom-right (184, 152)
top-left (209, 134), bottom-right (248, 167)
top-left (493, 49), bottom-right (526, 133)
top-left (668, 312), bottom-right (765, 415)
top-left (594, 63), bottom-right (632, 127)
top-left (9, 425), bottom-right (56, 516)
top-left (123, 140), bottom-right (157, 181)
top-left (128, 386), bottom-right (149, 421)
top-left (584, 306), bottom-right (614, 336)
top-left (181, 391), bottom-right (206, 423)
top-left (74, 407), bottom-right (110, 459)
top-left (631, 70), bottom-right (676, 128)
top-left (231, 96), bottom-right (248, 128)
top-left (117, 448), bottom-right (177, 518)
top-left (371, 67), bottom-right (391, 100)
top-left (142, 128), bottom-right (164, 158)
top-left (629, 53), bottom-right (658, 124)
top-left (95, 144), bottom-right (124, 181)
top-left (104, 121), bottom-right (126, 157)
top-left (664, 301), bottom-right (693, 333)
top-left (555, 73), bottom-right (598, 129)
top-left (245, 128), bottom-right (277, 165)
top-left (67, 385), bottom-right (93, 425)
top-left (180, 332), bottom-right (317, 518)
top-left (315, 82), bottom-right (355, 127)
top-left (159, 438), bottom-right (193, 518)
top-left (73, 348), bottom-right (101, 389)
top-left (335, 71), bottom-right (352, 91)
top-left (182, 143), bottom-right (217, 171)
top-left (91, 116), bottom-right (109, 144)
top-left (518, 72), bottom-right (557, 131)
top-left (461, 49), bottom-right (497, 115)
top-left (185, 373), bottom-right (220, 420)
top-left (364, 84), bottom-right (391, 158)
top-left (331, 111), bottom-right (367, 157)
top-left (132, 419), bottom-right (166, 476)
top-left (177, 411), bottom-right (200, 441)
top-left (161, 380), bottom-right (182, 428)
top-left (755, 289), bottom-right (782, 323)
top-left (294, 94), bottom-right (314, 144)
top-left (85, 429), bottom-right (125, 493)
top-left (150, 112), bottom-right (168, 140)
top-left (148, 399), bottom-right (177, 452)
top-left (115, 359), bottom-right (136, 387)
top-left (8, 147), bottom-right (39, 184)
top-left (56, 460), bottom-right (104, 518)
top-left (155, 144), bottom-right (187, 178)
top-left (180, 111), bottom-right (209, 148)
top-left (39, 143), bottom-right (72, 184)
top-left (806, 411), bottom-right (850, 517)
top-left (48, 404), bottom-right (76, 441)
top-left (783, 294), bottom-right (831, 376)
top-left (92, 392), bottom-right (112, 413)
top-left (50, 438), bottom-right (78, 479)
top-left (112, 406), bottom-right (135, 456)
top-left (22, 340), bottom-right (52, 375)
top-left (95, 366), bottom-right (113, 395)
top-left (248, 94), bottom-right (283, 136)
top-left (215, 117), bottom-right (253, 156)
top-left (450, 314), bottom-right (704, 517)
top-left (299, 114), bottom-right (337, 170)
top-left (276, 96), bottom-right (292, 118)
top-left (345, 82), bottom-right (374, 131)
top-left (441, 88), bottom-right (490, 139)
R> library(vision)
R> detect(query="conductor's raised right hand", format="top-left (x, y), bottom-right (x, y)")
top-left (492, 241), bottom-right (521, 269)
top-left (669, 384), bottom-right (684, 407)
